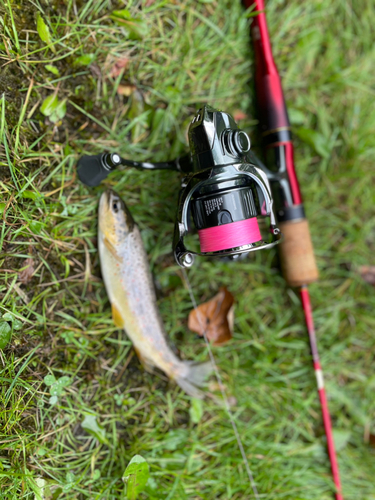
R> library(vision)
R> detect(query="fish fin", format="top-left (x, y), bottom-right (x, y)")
top-left (174, 361), bottom-right (212, 399)
top-left (134, 346), bottom-right (155, 373)
top-left (103, 236), bottom-right (121, 261)
top-left (111, 303), bottom-right (124, 328)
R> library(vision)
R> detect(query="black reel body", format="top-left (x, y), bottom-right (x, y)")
top-left (76, 105), bottom-right (281, 268)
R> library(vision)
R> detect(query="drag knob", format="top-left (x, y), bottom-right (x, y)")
top-left (222, 129), bottom-right (251, 157)
top-left (233, 130), bottom-right (251, 154)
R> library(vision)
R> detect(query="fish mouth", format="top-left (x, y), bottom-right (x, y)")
top-left (98, 190), bottom-right (112, 234)
top-left (99, 189), bottom-right (116, 210)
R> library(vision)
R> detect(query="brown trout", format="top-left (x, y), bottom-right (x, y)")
top-left (98, 190), bottom-right (211, 398)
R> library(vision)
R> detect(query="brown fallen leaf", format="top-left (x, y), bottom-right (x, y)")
top-left (233, 110), bottom-right (248, 122)
top-left (208, 381), bottom-right (227, 392)
top-left (359, 265), bottom-right (375, 285)
top-left (109, 56), bottom-right (130, 78)
top-left (90, 64), bottom-right (102, 79)
top-left (18, 257), bottom-right (35, 284)
top-left (13, 283), bottom-right (29, 304)
top-left (117, 84), bottom-right (136, 96)
top-left (188, 287), bottom-right (234, 346)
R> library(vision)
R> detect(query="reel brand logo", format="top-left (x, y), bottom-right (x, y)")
top-left (204, 197), bottom-right (224, 215)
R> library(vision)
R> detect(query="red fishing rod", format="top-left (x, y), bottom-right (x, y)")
top-left (243, 1), bottom-right (344, 498)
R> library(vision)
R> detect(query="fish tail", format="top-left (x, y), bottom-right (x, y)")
top-left (174, 361), bottom-right (212, 399)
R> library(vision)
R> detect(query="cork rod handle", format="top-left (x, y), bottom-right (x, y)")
top-left (279, 219), bottom-right (319, 287)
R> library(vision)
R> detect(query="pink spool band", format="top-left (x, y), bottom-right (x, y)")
top-left (198, 217), bottom-right (262, 253)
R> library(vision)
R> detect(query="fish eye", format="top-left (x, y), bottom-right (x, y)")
top-left (112, 199), bottom-right (120, 213)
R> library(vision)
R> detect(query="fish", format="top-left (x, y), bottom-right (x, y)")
top-left (98, 189), bottom-right (211, 398)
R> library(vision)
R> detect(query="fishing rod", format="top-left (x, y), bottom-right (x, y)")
top-left (244, 0), bottom-right (344, 498)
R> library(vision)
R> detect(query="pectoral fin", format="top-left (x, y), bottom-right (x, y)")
top-left (112, 303), bottom-right (125, 328)
top-left (103, 236), bottom-right (121, 262)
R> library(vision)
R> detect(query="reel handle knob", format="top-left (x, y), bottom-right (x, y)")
top-left (77, 153), bottom-right (120, 187)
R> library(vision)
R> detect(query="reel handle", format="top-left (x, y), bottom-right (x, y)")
top-left (76, 152), bottom-right (192, 187)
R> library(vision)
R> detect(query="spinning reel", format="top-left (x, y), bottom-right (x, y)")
top-left (77, 105), bottom-right (281, 268)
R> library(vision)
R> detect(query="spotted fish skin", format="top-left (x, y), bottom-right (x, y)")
top-left (98, 190), bottom-right (210, 397)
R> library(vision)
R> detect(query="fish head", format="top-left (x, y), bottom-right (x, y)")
top-left (99, 190), bottom-right (135, 246)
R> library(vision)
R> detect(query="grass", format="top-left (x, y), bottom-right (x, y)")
top-left (1, 0), bottom-right (375, 498)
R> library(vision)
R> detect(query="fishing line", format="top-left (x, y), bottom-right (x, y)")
top-left (182, 269), bottom-right (260, 500)
top-left (198, 217), bottom-right (262, 253)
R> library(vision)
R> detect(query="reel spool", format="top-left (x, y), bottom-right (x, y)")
top-left (173, 105), bottom-right (281, 268)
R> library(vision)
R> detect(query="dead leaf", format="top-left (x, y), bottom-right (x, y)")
top-left (13, 283), bottom-right (29, 303)
top-left (359, 266), bottom-right (375, 285)
top-left (208, 382), bottom-right (236, 405)
top-left (227, 396), bottom-right (237, 407)
top-left (18, 257), bottom-right (35, 284)
top-left (109, 56), bottom-right (130, 78)
top-left (90, 64), bottom-right (102, 79)
top-left (117, 84), bottom-right (136, 96)
top-left (208, 381), bottom-right (227, 392)
top-left (233, 110), bottom-right (248, 122)
top-left (369, 434), bottom-right (375, 448)
top-left (188, 287), bottom-right (234, 346)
